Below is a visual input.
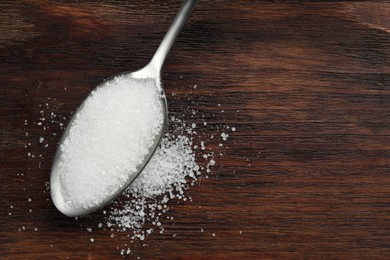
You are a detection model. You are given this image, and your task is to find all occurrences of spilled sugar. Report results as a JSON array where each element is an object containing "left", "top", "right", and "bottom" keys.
[
  {"left": 107, "top": 117, "right": 205, "bottom": 236},
  {"left": 56, "top": 75, "right": 164, "bottom": 209}
]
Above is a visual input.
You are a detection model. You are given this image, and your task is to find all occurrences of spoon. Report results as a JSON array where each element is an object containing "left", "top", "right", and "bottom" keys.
[{"left": 51, "top": 0, "right": 199, "bottom": 217}]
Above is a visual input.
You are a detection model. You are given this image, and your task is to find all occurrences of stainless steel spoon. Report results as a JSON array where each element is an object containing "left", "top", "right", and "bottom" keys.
[{"left": 50, "top": 0, "right": 198, "bottom": 217}]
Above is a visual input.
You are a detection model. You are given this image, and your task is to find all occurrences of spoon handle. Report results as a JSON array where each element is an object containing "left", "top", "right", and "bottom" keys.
[{"left": 149, "top": 0, "right": 198, "bottom": 75}]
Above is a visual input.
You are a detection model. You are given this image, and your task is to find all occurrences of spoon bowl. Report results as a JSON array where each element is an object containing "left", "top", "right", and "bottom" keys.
[{"left": 50, "top": 0, "right": 198, "bottom": 217}]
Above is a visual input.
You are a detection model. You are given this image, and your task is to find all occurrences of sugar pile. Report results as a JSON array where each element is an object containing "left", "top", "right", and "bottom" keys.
[
  {"left": 56, "top": 75, "right": 164, "bottom": 209},
  {"left": 107, "top": 116, "right": 205, "bottom": 238}
]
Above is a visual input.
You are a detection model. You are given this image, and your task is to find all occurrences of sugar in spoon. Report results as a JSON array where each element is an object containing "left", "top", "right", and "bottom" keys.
[{"left": 51, "top": 0, "right": 198, "bottom": 217}]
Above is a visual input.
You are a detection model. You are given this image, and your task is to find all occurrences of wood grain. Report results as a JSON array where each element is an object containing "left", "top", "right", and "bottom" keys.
[{"left": 1, "top": 0, "right": 389, "bottom": 259}]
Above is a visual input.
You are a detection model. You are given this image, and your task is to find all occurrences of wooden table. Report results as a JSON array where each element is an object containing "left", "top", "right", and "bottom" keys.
[{"left": 1, "top": 0, "right": 389, "bottom": 258}]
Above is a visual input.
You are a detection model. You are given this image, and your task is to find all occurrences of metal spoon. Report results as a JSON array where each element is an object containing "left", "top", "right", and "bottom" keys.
[{"left": 51, "top": 0, "right": 198, "bottom": 217}]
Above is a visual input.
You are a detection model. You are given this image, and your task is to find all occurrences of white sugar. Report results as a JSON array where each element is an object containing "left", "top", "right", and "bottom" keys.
[
  {"left": 208, "top": 159, "right": 215, "bottom": 166},
  {"left": 26, "top": 80, "right": 237, "bottom": 256},
  {"left": 57, "top": 75, "right": 164, "bottom": 209},
  {"left": 107, "top": 119, "right": 201, "bottom": 231},
  {"left": 221, "top": 132, "right": 228, "bottom": 141}
]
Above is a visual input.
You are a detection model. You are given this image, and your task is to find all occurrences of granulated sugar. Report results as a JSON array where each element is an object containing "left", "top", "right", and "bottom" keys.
[
  {"left": 107, "top": 118, "right": 204, "bottom": 233},
  {"left": 24, "top": 81, "right": 236, "bottom": 256},
  {"left": 57, "top": 75, "right": 164, "bottom": 209}
]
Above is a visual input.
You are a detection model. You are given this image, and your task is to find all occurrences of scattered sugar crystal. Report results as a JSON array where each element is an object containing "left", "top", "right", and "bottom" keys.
[
  {"left": 28, "top": 198, "right": 32, "bottom": 202},
  {"left": 191, "top": 123, "right": 196, "bottom": 128},
  {"left": 208, "top": 159, "right": 215, "bottom": 166},
  {"left": 90, "top": 238, "right": 94, "bottom": 243},
  {"left": 57, "top": 75, "right": 164, "bottom": 209},
  {"left": 212, "top": 233, "right": 215, "bottom": 237},
  {"left": 221, "top": 133, "right": 228, "bottom": 141},
  {"left": 39, "top": 137, "right": 44, "bottom": 143},
  {"left": 231, "top": 127, "right": 236, "bottom": 132}
]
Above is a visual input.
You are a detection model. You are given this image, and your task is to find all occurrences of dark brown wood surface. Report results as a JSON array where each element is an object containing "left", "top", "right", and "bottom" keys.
[{"left": 1, "top": 0, "right": 390, "bottom": 259}]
